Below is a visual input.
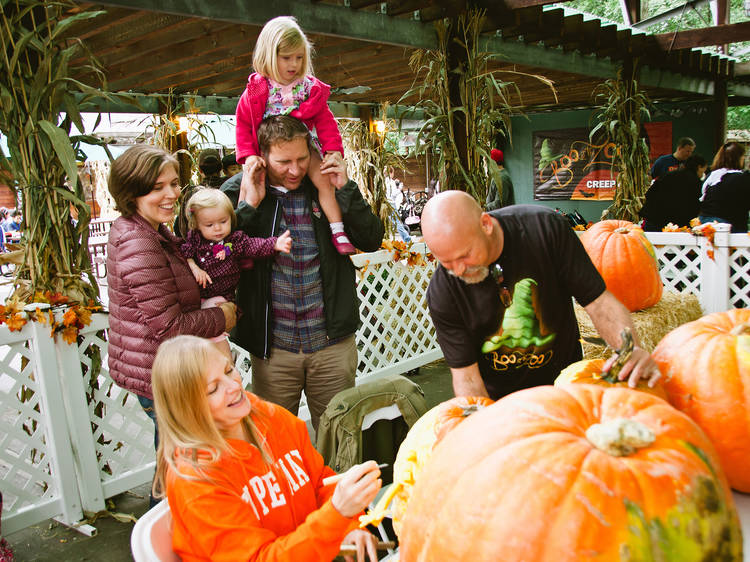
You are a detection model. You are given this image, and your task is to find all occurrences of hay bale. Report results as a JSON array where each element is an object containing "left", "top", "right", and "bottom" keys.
[{"left": 575, "top": 291, "right": 703, "bottom": 360}]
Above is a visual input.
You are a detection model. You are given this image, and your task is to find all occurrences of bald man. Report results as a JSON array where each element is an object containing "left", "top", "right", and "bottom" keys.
[{"left": 422, "top": 192, "right": 660, "bottom": 400}]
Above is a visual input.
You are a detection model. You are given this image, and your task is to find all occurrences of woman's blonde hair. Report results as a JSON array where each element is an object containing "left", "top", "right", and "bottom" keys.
[
  {"left": 252, "top": 16, "right": 314, "bottom": 83},
  {"left": 151, "top": 335, "right": 270, "bottom": 498},
  {"left": 185, "top": 187, "right": 236, "bottom": 231}
]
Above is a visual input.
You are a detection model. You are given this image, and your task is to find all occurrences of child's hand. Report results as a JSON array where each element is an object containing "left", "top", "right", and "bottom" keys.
[
  {"left": 275, "top": 230, "right": 292, "bottom": 254},
  {"left": 188, "top": 259, "right": 212, "bottom": 288}
]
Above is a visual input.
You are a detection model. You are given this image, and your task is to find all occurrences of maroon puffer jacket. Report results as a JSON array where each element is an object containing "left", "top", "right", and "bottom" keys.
[{"left": 106, "top": 214, "right": 225, "bottom": 399}]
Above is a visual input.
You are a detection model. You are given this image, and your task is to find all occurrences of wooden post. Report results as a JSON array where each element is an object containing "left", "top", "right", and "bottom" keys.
[
  {"left": 446, "top": 22, "right": 469, "bottom": 190},
  {"left": 715, "top": 78, "right": 728, "bottom": 150}
]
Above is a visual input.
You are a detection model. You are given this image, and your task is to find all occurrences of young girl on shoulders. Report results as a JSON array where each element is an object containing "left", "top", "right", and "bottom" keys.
[
  {"left": 235, "top": 15, "right": 356, "bottom": 255},
  {"left": 181, "top": 188, "right": 291, "bottom": 357}
]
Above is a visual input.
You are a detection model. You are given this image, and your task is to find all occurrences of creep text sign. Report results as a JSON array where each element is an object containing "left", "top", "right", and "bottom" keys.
[{"left": 533, "top": 128, "right": 617, "bottom": 201}]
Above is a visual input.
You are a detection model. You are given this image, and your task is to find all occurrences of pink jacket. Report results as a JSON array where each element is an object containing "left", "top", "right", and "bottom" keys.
[
  {"left": 106, "top": 214, "right": 226, "bottom": 399},
  {"left": 234, "top": 73, "right": 344, "bottom": 164}
]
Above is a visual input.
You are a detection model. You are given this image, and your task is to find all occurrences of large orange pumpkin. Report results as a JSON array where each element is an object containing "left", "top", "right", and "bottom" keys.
[
  {"left": 359, "top": 396, "right": 493, "bottom": 535},
  {"left": 653, "top": 308, "right": 750, "bottom": 492},
  {"left": 555, "top": 358, "right": 669, "bottom": 400},
  {"left": 580, "top": 220, "right": 663, "bottom": 311},
  {"left": 399, "top": 385, "right": 742, "bottom": 561}
]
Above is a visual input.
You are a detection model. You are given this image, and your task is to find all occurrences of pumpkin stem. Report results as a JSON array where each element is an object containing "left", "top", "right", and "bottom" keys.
[
  {"left": 459, "top": 404, "right": 482, "bottom": 417},
  {"left": 586, "top": 418, "right": 655, "bottom": 457},
  {"left": 599, "top": 328, "right": 633, "bottom": 383},
  {"left": 614, "top": 227, "right": 630, "bottom": 234},
  {"left": 729, "top": 323, "right": 750, "bottom": 336}
]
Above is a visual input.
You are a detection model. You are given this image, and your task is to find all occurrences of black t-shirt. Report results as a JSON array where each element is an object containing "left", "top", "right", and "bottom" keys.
[
  {"left": 639, "top": 168, "right": 701, "bottom": 229},
  {"left": 427, "top": 205, "right": 606, "bottom": 400},
  {"left": 699, "top": 171, "right": 750, "bottom": 232}
]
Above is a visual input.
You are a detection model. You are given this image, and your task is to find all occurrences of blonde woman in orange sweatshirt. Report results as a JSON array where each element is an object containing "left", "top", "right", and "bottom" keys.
[{"left": 151, "top": 335, "right": 381, "bottom": 562}]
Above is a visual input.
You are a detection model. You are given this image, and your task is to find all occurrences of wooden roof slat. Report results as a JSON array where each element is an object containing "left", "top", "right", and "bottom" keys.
[{"left": 654, "top": 21, "right": 750, "bottom": 50}]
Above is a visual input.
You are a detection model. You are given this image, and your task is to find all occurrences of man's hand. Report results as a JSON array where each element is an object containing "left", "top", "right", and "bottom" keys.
[
  {"left": 584, "top": 291, "right": 662, "bottom": 389},
  {"left": 603, "top": 345, "right": 662, "bottom": 388},
  {"left": 275, "top": 230, "right": 292, "bottom": 254},
  {"left": 320, "top": 151, "right": 348, "bottom": 190},
  {"left": 239, "top": 155, "right": 266, "bottom": 208}
]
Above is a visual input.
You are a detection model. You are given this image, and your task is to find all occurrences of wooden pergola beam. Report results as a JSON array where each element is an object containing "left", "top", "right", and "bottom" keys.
[
  {"left": 653, "top": 21, "right": 750, "bottom": 49},
  {"left": 92, "top": 0, "right": 437, "bottom": 48}
]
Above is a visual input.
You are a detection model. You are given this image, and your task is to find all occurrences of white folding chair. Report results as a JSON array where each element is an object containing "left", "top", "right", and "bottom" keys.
[{"left": 130, "top": 500, "right": 181, "bottom": 562}]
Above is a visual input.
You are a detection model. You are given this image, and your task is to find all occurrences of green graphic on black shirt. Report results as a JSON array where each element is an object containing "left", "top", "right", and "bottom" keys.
[{"left": 481, "top": 278, "right": 556, "bottom": 372}]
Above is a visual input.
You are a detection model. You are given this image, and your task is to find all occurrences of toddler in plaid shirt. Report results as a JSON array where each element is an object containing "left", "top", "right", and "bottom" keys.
[{"left": 181, "top": 187, "right": 291, "bottom": 357}]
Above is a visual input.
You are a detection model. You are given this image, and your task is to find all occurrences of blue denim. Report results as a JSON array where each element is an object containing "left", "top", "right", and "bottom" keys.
[
  {"left": 390, "top": 211, "right": 411, "bottom": 243},
  {"left": 136, "top": 394, "right": 160, "bottom": 508}
]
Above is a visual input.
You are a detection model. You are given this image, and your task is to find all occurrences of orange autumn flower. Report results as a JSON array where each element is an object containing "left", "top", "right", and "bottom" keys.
[
  {"left": 76, "top": 307, "right": 92, "bottom": 326},
  {"left": 61, "top": 325, "right": 79, "bottom": 345},
  {"left": 62, "top": 308, "right": 78, "bottom": 328},
  {"left": 6, "top": 313, "right": 27, "bottom": 332},
  {"left": 33, "top": 307, "right": 48, "bottom": 324}
]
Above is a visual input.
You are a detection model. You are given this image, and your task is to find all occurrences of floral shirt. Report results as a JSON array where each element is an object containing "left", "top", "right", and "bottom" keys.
[
  {"left": 264, "top": 76, "right": 324, "bottom": 156},
  {"left": 180, "top": 229, "right": 278, "bottom": 301}
]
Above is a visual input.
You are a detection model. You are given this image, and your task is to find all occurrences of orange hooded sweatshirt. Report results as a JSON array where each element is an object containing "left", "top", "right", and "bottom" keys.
[{"left": 167, "top": 393, "right": 357, "bottom": 561}]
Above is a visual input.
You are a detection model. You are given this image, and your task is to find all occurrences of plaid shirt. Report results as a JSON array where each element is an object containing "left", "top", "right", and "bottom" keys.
[{"left": 270, "top": 187, "right": 329, "bottom": 353}]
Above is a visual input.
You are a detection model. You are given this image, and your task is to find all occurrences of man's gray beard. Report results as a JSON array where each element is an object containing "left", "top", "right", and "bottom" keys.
[{"left": 447, "top": 265, "right": 489, "bottom": 285}]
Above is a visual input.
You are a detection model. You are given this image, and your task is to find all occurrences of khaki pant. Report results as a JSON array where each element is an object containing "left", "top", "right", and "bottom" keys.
[{"left": 251, "top": 336, "right": 357, "bottom": 431}]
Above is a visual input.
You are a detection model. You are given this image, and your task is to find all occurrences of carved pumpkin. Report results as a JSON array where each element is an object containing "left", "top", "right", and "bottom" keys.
[
  {"left": 399, "top": 385, "right": 742, "bottom": 562},
  {"left": 555, "top": 358, "right": 668, "bottom": 400},
  {"left": 653, "top": 308, "right": 750, "bottom": 492},
  {"left": 359, "top": 396, "right": 493, "bottom": 535},
  {"left": 580, "top": 220, "right": 662, "bottom": 311}
]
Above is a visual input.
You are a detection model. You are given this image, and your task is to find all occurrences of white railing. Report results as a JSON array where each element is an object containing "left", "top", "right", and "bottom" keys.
[
  {"left": 0, "top": 243, "right": 438, "bottom": 534},
  {"left": 644, "top": 223, "right": 750, "bottom": 313},
  {"left": 2, "top": 226, "right": 748, "bottom": 535}
]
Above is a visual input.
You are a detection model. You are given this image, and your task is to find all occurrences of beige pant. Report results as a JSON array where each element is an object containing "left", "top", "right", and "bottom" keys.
[{"left": 251, "top": 336, "right": 357, "bottom": 431}]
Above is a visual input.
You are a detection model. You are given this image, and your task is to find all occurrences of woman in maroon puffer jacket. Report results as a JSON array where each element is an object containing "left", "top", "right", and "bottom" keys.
[{"left": 106, "top": 146, "right": 237, "bottom": 467}]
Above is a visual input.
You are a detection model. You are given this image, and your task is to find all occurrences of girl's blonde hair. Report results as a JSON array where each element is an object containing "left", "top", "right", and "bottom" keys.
[
  {"left": 185, "top": 187, "right": 236, "bottom": 231},
  {"left": 151, "top": 335, "right": 270, "bottom": 498},
  {"left": 252, "top": 16, "right": 314, "bottom": 83}
]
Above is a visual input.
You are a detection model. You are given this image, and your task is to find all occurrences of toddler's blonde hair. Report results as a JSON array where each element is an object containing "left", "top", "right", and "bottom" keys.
[
  {"left": 252, "top": 16, "right": 313, "bottom": 83},
  {"left": 185, "top": 187, "right": 236, "bottom": 231}
]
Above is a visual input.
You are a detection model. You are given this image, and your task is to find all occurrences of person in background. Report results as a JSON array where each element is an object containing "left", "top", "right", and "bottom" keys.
[
  {"left": 235, "top": 16, "right": 356, "bottom": 255},
  {"left": 422, "top": 191, "right": 661, "bottom": 401},
  {"left": 223, "top": 115, "right": 384, "bottom": 431},
  {"left": 152, "top": 335, "right": 381, "bottom": 562},
  {"left": 197, "top": 148, "right": 227, "bottom": 189},
  {"left": 106, "top": 145, "right": 237, "bottom": 505},
  {"left": 639, "top": 154, "right": 707, "bottom": 231},
  {"left": 222, "top": 152, "right": 242, "bottom": 178},
  {"left": 699, "top": 141, "right": 750, "bottom": 232},
  {"left": 2, "top": 209, "right": 21, "bottom": 239},
  {"left": 385, "top": 166, "right": 411, "bottom": 243},
  {"left": 485, "top": 148, "right": 514, "bottom": 211},
  {"left": 650, "top": 137, "right": 696, "bottom": 180}
]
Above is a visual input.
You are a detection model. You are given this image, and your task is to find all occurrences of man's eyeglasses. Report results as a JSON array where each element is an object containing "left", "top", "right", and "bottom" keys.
[{"left": 490, "top": 263, "right": 512, "bottom": 308}]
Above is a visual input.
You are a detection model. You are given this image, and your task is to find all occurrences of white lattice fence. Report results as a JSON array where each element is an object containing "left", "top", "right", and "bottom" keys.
[
  {"left": 352, "top": 243, "right": 440, "bottom": 378},
  {"left": 0, "top": 244, "right": 440, "bottom": 534},
  {"left": 644, "top": 231, "right": 701, "bottom": 296}
]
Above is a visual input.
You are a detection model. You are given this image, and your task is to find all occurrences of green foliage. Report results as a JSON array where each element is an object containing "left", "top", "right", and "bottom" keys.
[
  {"left": 728, "top": 105, "right": 750, "bottom": 130},
  {"left": 591, "top": 66, "right": 652, "bottom": 222},
  {"left": 0, "top": 0, "right": 118, "bottom": 303},
  {"left": 401, "top": 9, "right": 553, "bottom": 205}
]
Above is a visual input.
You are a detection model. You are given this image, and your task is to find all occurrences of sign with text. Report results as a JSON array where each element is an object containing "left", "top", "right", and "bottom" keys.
[{"left": 533, "top": 128, "right": 617, "bottom": 201}]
